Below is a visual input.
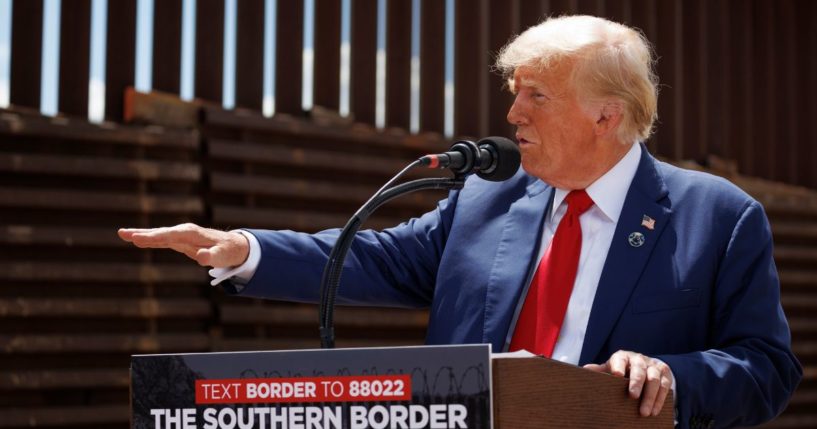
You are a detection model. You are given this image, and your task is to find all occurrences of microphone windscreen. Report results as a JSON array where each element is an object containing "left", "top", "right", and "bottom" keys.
[{"left": 476, "top": 137, "right": 521, "bottom": 182}]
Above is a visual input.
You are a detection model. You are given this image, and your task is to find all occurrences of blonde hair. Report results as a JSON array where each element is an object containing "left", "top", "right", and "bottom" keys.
[{"left": 496, "top": 15, "right": 658, "bottom": 143}]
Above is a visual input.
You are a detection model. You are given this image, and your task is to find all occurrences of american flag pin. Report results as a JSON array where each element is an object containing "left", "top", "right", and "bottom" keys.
[{"left": 641, "top": 215, "right": 656, "bottom": 230}]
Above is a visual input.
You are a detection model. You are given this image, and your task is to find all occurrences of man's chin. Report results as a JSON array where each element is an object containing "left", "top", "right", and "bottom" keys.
[{"left": 519, "top": 158, "right": 543, "bottom": 178}]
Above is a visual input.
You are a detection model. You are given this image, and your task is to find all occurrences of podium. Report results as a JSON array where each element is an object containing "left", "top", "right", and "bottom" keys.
[
  {"left": 493, "top": 357, "right": 672, "bottom": 428},
  {"left": 131, "top": 345, "right": 673, "bottom": 429}
]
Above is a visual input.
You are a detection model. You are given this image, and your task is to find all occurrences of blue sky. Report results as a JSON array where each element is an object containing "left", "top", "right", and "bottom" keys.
[
  {"left": 0, "top": 0, "right": 10, "bottom": 107},
  {"left": 40, "top": 0, "right": 61, "bottom": 116},
  {"left": 0, "top": 0, "right": 455, "bottom": 135}
]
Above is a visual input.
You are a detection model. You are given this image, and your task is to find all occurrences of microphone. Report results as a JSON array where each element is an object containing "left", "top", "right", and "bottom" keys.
[
  {"left": 319, "top": 136, "right": 518, "bottom": 348},
  {"left": 419, "top": 136, "right": 521, "bottom": 181}
]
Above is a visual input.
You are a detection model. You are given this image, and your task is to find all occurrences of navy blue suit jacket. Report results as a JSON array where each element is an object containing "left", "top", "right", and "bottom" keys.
[{"left": 232, "top": 146, "right": 801, "bottom": 428}]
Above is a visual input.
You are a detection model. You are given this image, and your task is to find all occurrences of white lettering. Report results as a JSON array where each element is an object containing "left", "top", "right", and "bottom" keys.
[
  {"left": 368, "top": 405, "right": 389, "bottom": 429},
  {"left": 449, "top": 404, "right": 467, "bottom": 428},
  {"left": 202, "top": 383, "right": 241, "bottom": 400},
  {"left": 255, "top": 408, "right": 270, "bottom": 429},
  {"left": 390, "top": 405, "right": 409, "bottom": 429},
  {"left": 430, "top": 404, "right": 447, "bottom": 429},
  {"left": 350, "top": 406, "right": 368, "bottom": 429},
  {"left": 237, "top": 408, "right": 255, "bottom": 429},
  {"left": 247, "top": 382, "right": 317, "bottom": 399},
  {"left": 148, "top": 409, "right": 196, "bottom": 429},
  {"left": 166, "top": 408, "right": 181, "bottom": 427},
  {"left": 325, "top": 406, "right": 342, "bottom": 429},
  {"left": 330, "top": 381, "right": 344, "bottom": 396},
  {"left": 202, "top": 408, "right": 217, "bottom": 429},
  {"left": 270, "top": 407, "right": 287, "bottom": 429},
  {"left": 151, "top": 409, "right": 164, "bottom": 428},
  {"left": 410, "top": 405, "right": 430, "bottom": 428},
  {"left": 305, "top": 407, "right": 321, "bottom": 429},
  {"left": 218, "top": 408, "right": 237, "bottom": 429},
  {"left": 183, "top": 409, "right": 196, "bottom": 429},
  {"left": 289, "top": 406, "right": 305, "bottom": 429},
  {"left": 247, "top": 383, "right": 258, "bottom": 399}
]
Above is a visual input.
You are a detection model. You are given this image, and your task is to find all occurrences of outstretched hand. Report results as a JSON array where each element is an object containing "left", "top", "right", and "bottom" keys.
[
  {"left": 118, "top": 223, "right": 250, "bottom": 268},
  {"left": 584, "top": 350, "right": 673, "bottom": 417}
]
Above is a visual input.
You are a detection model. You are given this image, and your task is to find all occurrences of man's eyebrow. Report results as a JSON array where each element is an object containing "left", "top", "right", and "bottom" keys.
[{"left": 516, "top": 78, "right": 548, "bottom": 91}]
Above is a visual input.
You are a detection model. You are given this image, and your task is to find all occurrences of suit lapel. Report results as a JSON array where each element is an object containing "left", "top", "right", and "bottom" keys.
[
  {"left": 482, "top": 179, "right": 553, "bottom": 350},
  {"left": 579, "top": 148, "right": 671, "bottom": 365}
]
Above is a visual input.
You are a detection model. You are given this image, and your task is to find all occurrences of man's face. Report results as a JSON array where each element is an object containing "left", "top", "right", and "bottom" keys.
[{"left": 506, "top": 64, "right": 610, "bottom": 189}]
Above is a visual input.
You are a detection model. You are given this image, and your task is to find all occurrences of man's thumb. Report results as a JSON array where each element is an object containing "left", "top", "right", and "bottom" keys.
[{"left": 583, "top": 363, "right": 609, "bottom": 373}]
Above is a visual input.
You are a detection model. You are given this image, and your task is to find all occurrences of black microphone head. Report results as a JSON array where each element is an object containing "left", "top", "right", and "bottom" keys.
[{"left": 476, "top": 137, "right": 521, "bottom": 182}]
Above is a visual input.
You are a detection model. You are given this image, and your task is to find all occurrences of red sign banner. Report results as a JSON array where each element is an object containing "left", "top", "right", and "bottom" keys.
[{"left": 195, "top": 374, "right": 412, "bottom": 404}]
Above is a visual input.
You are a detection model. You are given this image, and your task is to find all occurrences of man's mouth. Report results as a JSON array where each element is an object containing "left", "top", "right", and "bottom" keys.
[{"left": 516, "top": 134, "right": 533, "bottom": 145}]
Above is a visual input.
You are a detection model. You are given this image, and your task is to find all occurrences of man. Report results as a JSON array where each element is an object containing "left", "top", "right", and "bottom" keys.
[{"left": 120, "top": 16, "right": 801, "bottom": 428}]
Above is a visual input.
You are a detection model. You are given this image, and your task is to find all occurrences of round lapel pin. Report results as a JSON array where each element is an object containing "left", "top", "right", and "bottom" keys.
[{"left": 628, "top": 232, "right": 645, "bottom": 247}]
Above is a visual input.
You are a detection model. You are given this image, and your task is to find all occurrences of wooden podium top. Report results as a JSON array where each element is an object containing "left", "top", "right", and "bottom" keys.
[{"left": 492, "top": 357, "right": 673, "bottom": 429}]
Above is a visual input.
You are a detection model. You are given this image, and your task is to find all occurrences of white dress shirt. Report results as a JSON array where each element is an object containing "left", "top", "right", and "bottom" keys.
[{"left": 541, "top": 142, "right": 642, "bottom": 365}]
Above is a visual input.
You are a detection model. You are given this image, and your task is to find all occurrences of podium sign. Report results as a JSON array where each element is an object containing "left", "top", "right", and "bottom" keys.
[{"left": 131, "top": 344, "right": 492, "bottom": 429}]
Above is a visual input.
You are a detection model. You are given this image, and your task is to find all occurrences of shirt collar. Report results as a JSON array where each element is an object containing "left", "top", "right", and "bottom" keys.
[{"left": 550, "top": 142, "right": 642, "bottom": 224}]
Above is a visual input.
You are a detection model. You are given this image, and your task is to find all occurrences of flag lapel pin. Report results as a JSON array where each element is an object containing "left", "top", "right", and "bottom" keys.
[{"left": 641, "top": 215, "right": 655, "bottom": 230}]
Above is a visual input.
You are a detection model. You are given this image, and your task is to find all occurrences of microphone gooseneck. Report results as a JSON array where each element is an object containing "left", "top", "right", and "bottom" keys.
[{"left": 318, "top": 136, "right": 521, "bottom": 348}]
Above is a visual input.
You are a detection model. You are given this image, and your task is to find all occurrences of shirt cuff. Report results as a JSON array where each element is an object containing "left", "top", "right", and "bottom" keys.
[{"left": 208, "top": 230, "right": 261, "bottom": 286}]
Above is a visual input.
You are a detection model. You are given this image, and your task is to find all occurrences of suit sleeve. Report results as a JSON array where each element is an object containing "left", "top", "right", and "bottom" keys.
[
  {"left": 223, "top": 189, "right": 461, "bottom": 309},
  {"left": 656, "top": 201, "right": 802, "bottom": 428}
]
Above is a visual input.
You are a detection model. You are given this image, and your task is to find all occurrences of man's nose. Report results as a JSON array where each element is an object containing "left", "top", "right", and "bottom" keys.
[{"left": 507, "top": 97, "right": 527, "bottom": 126}]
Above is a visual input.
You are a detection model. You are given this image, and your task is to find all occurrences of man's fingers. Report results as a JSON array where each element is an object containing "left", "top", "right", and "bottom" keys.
[
  {"left": 125, "top": 224, "right": 213, "bottom": 249},
  {"left": 121, "top": 225, "right": 207, "bottom": 260},
  {"left": 120, "top": 223, "right": 249, "bottom": 268},
  {"left": 639, "top": 365, "right": 662, "bottom": 416},
  {"left": 627, "top": 356, "right": 647, "bottom": 399},
  {"left": 196, "top": 246, "right": 230, "bottom": 267},
  {"left": 594, "top": 351, "right": 674, "bottom": 418},
  {"left": 196, "top": 240, "right": 248, "bottom": 268},
  {"left": 609, "top": 351, "right": 630, "bottom": 377},
  {"left": 125, "top": 227, "right": 177, "bottom": 248},
  {"left": 175, "top": 244, "right": 204, "bottom": 261},
  {"left": 651, "top": 365, "right": 673, "bottom": 416},
  {"left": 119, "top": 224, "right": 223, "bottom": 263},
  {"left": 117, "top": 228, "right": 153, "bottom": 242},
  {"left": 196, "top": 248, "right": 213, "bottom": 267}
]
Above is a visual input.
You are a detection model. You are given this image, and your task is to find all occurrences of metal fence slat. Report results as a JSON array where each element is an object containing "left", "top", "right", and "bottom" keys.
[
  {"left": 194, "top": 0, "right": 225, "bottom": 103},
  {"left": 152, "top": 0, "right": 183, "bottom": 94},
  {"left": 235, "top": 0, "right": 265, "bottom": 110},
  {"left": 105, "top": 0, "right": 137, "bottom": 121},
  {"left": 10, "top": 0, "right": 44, "bottom": 109},
  {"left": 350, "top": 0, "right": 378, "bottom": 125},
  {"left": 313, "top": 0, "right": 342, "bottom": 111}
]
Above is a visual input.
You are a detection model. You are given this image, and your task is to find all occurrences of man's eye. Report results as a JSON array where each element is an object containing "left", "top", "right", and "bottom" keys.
[{"left": 532, "top": 92, "right": 547, "bottom": 100}]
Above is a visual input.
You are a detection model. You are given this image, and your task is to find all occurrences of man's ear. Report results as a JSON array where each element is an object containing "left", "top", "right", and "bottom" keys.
[{"left": 595, "top": 101, "right": 624, "bottom": 137}]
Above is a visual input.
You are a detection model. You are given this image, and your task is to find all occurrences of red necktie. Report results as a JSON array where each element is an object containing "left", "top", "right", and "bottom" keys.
[{"left": 510, "top": 189, "right": 595, "bottom": 357}]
